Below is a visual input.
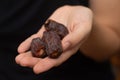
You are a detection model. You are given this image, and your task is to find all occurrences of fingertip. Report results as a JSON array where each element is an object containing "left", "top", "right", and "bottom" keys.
[
  {"left": 33, "top": 66, "right": 41, "bottom": 74},
  {"left": 15, "top": 54, "right": 24, "bottom": 64},
  {"left": 15, "top": 55, "right": 19, "bottom": 64},
  {"left": 15, "top": 53, "right": 27, "bottom": 64},
  {"left": 62, "top": 41, "right": 71, "bottom": 51},
  {"left": 33, "top": 63, "right": 46, "bottom": 74},
  {"left": 17, "top": 44, "right": 23, "bottom": 53}
]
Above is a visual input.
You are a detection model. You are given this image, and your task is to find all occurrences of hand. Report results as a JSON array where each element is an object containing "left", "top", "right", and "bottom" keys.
[{"left": 15, "top": 5, "right": 93, "bottom": 74}]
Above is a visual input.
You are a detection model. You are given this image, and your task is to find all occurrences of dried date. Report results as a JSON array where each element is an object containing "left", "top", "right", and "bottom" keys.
[
  {"left": 44, "top": 19, "right": 69, "bottom": 39},
  {"left": 30, "top": 37, "right": 46, "bottom": 58},
  {"left": 42, "top": 31, "right": 63, "bottom": 58}
]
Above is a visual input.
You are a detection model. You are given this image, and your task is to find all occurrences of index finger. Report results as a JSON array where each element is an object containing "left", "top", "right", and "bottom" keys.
[{"left": 17, "top": 26, "right": 46, "bottom": 53}]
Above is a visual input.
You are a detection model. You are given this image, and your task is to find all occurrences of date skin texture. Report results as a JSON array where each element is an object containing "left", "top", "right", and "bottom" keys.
[
  {"left": 42, "top": 31, "right": 63, "bottom": 58},
  {"left": 44, "top": 19, "right": 69, "bottom": 40},
  {"left": 30, "top": 19, "right": 69, "bottom": 58},
  {"left": 30, "top": 37, "right": 46, "bottom": 58}
]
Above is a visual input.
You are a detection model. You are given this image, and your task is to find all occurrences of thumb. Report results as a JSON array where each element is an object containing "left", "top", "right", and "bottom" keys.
[{"left": 62, "top": 24, "right": 91, "bottom": 51}]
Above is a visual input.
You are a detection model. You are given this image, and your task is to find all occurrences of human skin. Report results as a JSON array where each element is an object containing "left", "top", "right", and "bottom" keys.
[
  {"left": 15, "top": 5, "right": 93, "bottom": 74},
  {"left": 15, "top": 0, "right": 120, "bottom": 74},
  {"left": 80, "top": 0, "right": 120, "bottom": 61}
]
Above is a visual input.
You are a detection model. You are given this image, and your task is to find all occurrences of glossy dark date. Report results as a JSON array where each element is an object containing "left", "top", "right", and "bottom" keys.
[
  {"left": 44, "top": 19, "right": 69, "bottom": 39},
  {"left": 30, "top": 37, "right": 46, "bottom": 58},
  {"left": 42, "top": 31, "right": 63, "bottom": 58}
]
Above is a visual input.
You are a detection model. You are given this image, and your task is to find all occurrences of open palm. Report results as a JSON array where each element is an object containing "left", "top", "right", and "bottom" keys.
[{"left": 15, "top": 5, "right": 93, "bottom": 74}]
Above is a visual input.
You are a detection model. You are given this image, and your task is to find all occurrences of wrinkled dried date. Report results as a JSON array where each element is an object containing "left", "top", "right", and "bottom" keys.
[
  {"left": 42, "top": 31, "right": 63, "bottom": 58},
  {"left": 44, "top": 19, "right": 69, "bottom": 39},
  {"left": 30, "top": 19, "right": 69, "bottom": 58},
  {"left": 30, "top": 37, "right": 46, "bottom": 58}
]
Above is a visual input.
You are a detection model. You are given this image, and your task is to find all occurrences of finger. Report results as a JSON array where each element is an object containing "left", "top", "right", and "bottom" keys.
[
  {"left": 15, "top": 52, "right": 28, "bottom": 64},
  {"left": 19, "top": 56, "right": 40, "bottom": 68},
  {"left": 15, "top": 51, "right": 41, "bottom": 68},
  {"left": 15, "top": 51, "right": 33, "bottom": 64},
  {"left": 33, "top": 46, "right": 78, "bottom": 74},
  {"left": 33, "top": 57, "right": 56, "bottom": 74},
  {"left": 17, "top": 27, "right": 45, "bottom": 53},
  {"left": 62, "top": 23, "right": 92, "bottom": 51}
]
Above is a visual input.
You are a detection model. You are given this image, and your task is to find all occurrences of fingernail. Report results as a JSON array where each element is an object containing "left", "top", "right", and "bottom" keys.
[{"left": 63, "top": 41, "right": 71, "bottom": 51}]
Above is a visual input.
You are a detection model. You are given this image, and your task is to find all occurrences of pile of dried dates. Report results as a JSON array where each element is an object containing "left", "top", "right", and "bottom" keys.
[{"left": 30, "top": 19, "right": 69, "bottom": 58}]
